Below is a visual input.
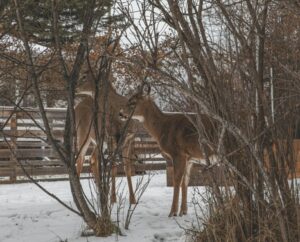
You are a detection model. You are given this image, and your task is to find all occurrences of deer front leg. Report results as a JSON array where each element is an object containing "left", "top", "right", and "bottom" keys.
[
  {"left": 76, "top": 155, "right": 85, "bottom": 176},
  {"left": 123, "top": 138, "right": 136, "bottom": 204},
  {"left": 111, "top": 163, "right": 117, "bottom": 203},
  {"left": 179, "top": 162, "right": 193, "bottom": 216},
  {"left": 169, "top": 156, "right": 185, "bottom": 217}
]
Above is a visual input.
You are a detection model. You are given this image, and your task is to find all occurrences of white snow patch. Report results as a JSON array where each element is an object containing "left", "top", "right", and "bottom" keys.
[{"left": 0, "top": 172, "right": 205, "bottom": 242}]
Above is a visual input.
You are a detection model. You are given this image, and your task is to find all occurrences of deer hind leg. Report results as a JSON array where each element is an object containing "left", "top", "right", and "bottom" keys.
[
  {"left": 109, "top": 136, "right": 117, "bottom": 204},
  {"left": 123, "top": 137, "right": 136, "bottom": 204},
  {"left": 76, "top": 137, "right": 91, "bottom": 176},
  {"left": 179, "top": 161, "right": 193, "bottom": 216},
  {"left": 169, "top": 155, "right": 186, "bottom": 217},
  {"left": 111, "top": 163, "right": 117, "bottom": 203},
  {"left": 90, "top": 148, "right": 100, "bottom": 186}
]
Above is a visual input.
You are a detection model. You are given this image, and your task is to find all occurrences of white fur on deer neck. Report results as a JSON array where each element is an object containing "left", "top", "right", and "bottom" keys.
[
  {"left": 77, "top": 91, "right": 94, "bottom": 97},
  {"left": 132, "top": 115, "right": 145, "bottom": 122}
]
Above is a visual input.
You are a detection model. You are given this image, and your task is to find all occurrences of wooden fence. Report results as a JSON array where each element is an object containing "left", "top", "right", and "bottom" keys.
[
  {"left": 0, "top": 106, "right": 165, "bottom": 184},
  {"left": 1, "top": 106, "right": 300, "bottom": 186}
]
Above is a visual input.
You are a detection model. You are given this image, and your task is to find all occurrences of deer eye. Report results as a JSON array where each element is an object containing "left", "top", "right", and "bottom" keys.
[
  {"left": 129, "top": 101, "right": 136, "bottom": 107},
  {"left": 128, "top": 99, "right": 137, "bottom": 108}
]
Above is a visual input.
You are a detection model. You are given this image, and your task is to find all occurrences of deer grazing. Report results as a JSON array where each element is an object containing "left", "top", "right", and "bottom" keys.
[
  {"left": 120, "top": 83, "right": 216, "bottom": 216},
  {"left": 75, "top": 74, "right": 137, "bottom": 204}
]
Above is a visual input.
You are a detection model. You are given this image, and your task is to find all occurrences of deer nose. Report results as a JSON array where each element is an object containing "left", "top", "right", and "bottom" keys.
[{"left": 119, "top": 109, "right": 128, "bottom": 120}]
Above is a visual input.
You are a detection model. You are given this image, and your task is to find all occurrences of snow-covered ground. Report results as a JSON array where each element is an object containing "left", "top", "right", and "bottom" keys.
[{"left": 0, "top": 172, "right": 204, "bottom": 242}]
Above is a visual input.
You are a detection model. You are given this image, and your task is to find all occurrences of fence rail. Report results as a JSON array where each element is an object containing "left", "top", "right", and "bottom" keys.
[
  {"left": 0, "top": 106, "right": 165, "bottom": 184},
  {"left": 1, "top": 106, "right": 300, "bottom": 186}
]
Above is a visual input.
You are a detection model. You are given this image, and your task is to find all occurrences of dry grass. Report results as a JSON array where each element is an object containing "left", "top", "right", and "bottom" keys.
[
  {"left": 93, "top": 216, "right": 116, "bottom": 237},
  {"left": 189, "top": 186, "right": 300, "bottom": 242}
]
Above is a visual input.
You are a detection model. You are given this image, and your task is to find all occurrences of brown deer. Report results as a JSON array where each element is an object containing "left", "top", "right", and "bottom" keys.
[
  {"left": 75, "top": 75, "right": 137, "bottom": 204},
  {"left": 120, "top": 83, "right": 216, "bottom": 216}
]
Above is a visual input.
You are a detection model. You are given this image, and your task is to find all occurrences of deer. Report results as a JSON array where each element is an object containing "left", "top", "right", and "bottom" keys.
[
  {"left": 119, "top": 82, "right": 217, "bottom": 216},
  {"left": 74, "top": 73, "right": 137, "bottom": 204}
]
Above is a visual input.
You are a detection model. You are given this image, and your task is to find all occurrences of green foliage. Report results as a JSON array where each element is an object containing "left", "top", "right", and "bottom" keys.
[{"left": 1, "top": 0, "right": 124, "bottom": 46}]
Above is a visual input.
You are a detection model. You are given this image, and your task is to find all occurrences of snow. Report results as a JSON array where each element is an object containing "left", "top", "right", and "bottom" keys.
[{"left": 0, "top": 172, "right": 204, "bottom": 242}]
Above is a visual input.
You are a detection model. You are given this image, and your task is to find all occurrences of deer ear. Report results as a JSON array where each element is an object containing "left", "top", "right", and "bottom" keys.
[{"left": 141, "top": 82, "right": 151, "bottom": 96}]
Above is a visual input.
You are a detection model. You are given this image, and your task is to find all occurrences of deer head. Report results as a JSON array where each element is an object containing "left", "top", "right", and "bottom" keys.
[
  {"left": 76, "top": 70, "right": 117, "bottom": 98},
  {"left": 119, "top": 82, "right": 151, "bottom": 122},
  {"left": 76, "top": 70, "right": 95, "bottom": 97}
]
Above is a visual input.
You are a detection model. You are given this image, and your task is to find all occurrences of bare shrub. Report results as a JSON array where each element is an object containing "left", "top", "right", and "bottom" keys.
[{"left": 120, "top": 0, "right": 300, "bottom": 241}]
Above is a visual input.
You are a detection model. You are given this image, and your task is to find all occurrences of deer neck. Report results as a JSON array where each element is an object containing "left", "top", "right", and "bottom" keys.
[
  {"left": 97, "top": 83, "right": 128, "bottom": 110},
  {"left": 109, "top": 88, "right": 128, "bottom": 109},
  {"left": 139, "top": 99, "right": 164, "bottom": 140}
]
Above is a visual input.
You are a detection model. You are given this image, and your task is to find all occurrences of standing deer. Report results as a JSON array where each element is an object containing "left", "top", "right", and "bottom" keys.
[
  {"left": 119, "top": 83, "right": 216, "bottom": 216},
  {"left": 75, "top": 75, "right": 137, "bottom": 204}
]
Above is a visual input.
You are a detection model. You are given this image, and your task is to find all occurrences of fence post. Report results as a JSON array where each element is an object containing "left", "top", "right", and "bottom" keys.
[{"left": 9, "top": 113, "right": 17, "bottom": 183}]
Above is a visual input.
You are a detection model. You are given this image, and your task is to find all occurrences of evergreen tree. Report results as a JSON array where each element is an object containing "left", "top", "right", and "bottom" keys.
[{"left": 1, "top": 0, "right": 124, "bottom": 46}]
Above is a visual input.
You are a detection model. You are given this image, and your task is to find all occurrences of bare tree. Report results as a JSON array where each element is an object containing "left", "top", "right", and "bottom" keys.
[
  {"left": 119, "top": 0, "right": 300, "bottom": 241},
  {"left": 0, "top": 0, "right": 127, "bottom": 236}
]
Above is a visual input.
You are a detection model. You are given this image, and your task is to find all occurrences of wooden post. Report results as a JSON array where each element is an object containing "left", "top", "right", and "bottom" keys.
[{"left": 9, "top": 114, "right": 17, "bottom": 183}]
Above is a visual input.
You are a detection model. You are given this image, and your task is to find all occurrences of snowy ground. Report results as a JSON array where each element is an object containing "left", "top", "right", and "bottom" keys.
[{"left": 0, "top": 172, "right": 205, "bottom": 242}]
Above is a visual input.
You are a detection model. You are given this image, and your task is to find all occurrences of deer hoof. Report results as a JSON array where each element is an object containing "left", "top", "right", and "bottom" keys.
[
  {"left": 168, "top": 211, "right": 177, "bottom": 217},
  {"left": 179, "top": 210, "right": 187, "bottom": 216}
]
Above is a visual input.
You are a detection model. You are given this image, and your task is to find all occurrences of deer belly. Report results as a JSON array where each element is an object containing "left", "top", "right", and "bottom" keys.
[{"left": 189, "top": 155, "right": 219, "bottom": 166}]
